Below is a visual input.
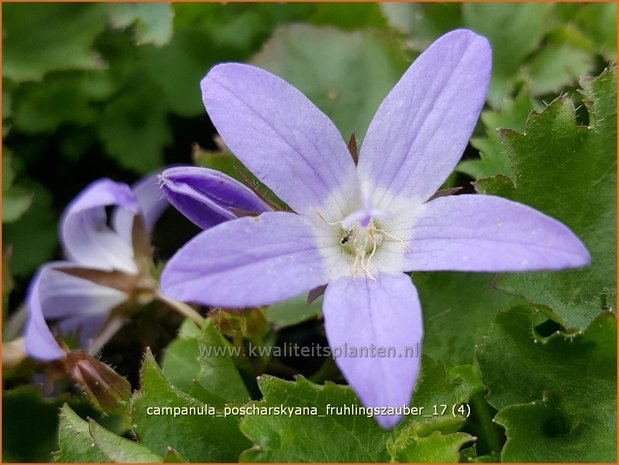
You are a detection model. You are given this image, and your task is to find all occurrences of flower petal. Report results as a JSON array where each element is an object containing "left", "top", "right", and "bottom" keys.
[
  {"left": 401, "top": 195, "right": 591, "bottom": 272},
  {"left": 25, "top": 265, "right": 67, "bottom": 361},
  {"left": 159, "top": 166, "right": 271, "bottom": 229},
  {"left": 323, "top": 273, "right": 423, "bottom": 429},
  {"left": 112, "top": 171, "right": 169, "bottom": 244},
  {"left": 37, "top": 265, "right": 129, "bottom": 320},
  {"left": 358, "top": 29, "right": 492, "bottom": 207},
  {"left": 132, "top": 171, "right": 169, "bottom": 230},
  {"left": 161, "top": 212, "right": 327, "bottom": 307},
  {"left": 24, "top": 262, "right": 128, "bottom": 361},
  {"left": 62, "top": 179, "right": 139, "bottom": 273},
  {"left": 57, "top": 313, "right": 109, "bottom": 350},
  {"left": 202, "top": 63, "right": 357, "bottom": 215}
]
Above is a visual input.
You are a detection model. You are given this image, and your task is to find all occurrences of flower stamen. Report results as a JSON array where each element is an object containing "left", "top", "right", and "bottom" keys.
[{"left": 376, "top": 228, "right": 411, "bottom": 253}]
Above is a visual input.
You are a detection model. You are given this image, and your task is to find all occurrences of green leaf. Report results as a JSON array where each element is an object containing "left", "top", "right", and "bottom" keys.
[
  {"left": 412, "top": 357, "right": 483, "bottom": 416},
  {"left": 462, "top": 3, "right": 551, "bottom": 107},
  {"left": 162, "top": 448, "right": 187, "bottom": 463},
  {"left": 527, "top": 43, "right": 594, "bottom": 96},
  {"left": 13, "top": 78, "right": 94, "bottom": 133},
  {"left": 3, "top": 3, "right": 108, "bottom": 82},
  {"left": 380, "top": 3, "right": 463, "bottom": 49},
  {"left": 477, "top": 306, "right": 616, "bottom": 462},
  {"left": 138, "top": 28, "right": 217, "bottom": 117},
  {"left": 458, "top": 87, "right": 535, "bottom": 180},
  {"left": 12, "top": 71, "right": 115, "bottom": 133},
  {"left": 387, "top": 423, "right": 472, "bottom": 462},
  {"left": 413, "top": 272, "right": 523, "bottom": 366},
  {"left": 3, "top": 86, "right": 13, "bottom": 136},
  {"left": 476, "top": 68, "right": 617, "bottom": 328},
  {"left": 240, "top": 357, "right": 479, "bottom": 462},
  {"left": 308, "top": 3, "right": 388, "bottom": 31},
  {"left": 98, "top": 84, "right": 171, "bottom": 174},
  {"left": 56, "top": 404, "right": 162, "bottom": 463},
  {"left": 108, "top": 3, "right": 174, "bottom": 46},
  {"left": 252, "top": 24, "right": 408, "bottom": 140},
  {"left": 192, "top": 319, "right": 250, "bottom": 403},
  {"left": 55, "top": 405, "right": 109, "bottom": 463},
  {"left": 160, "top": 320, "right": 202, "bottom": 393},
  {"left": 3, "top": 87, "right": 12, "bottom": 120},
  {"left": 148, "top": 3, "right": 311, "bottom": 117},
  {"left": 133, "top": 350, "right": 251, "bottom": 462},
  {"left": 88, "top": 418, "right": 162, "bottom": 462},
  {"left": 2, "top": 188, "right": 33, "bottom": 223},
  {"left": 3, "top": 181, "right": 58, "bottom": 276},
  {"left": 161, "top": 319, "right": 249, "bottom": 404},
  {"left": 3, "top": 387, "right": 95, "bottom": 462},
  {"left": 264, "top": 294, "right": 323, "bottom": 328},
  {"left": 570, "top": 3, "right": 617, "bottom": 61},
  {"left": 239, "top": 375, "right": 392, "bottom": 462},
  {"left": 2, "top": 153, "right": 33, "bottom": 224}
]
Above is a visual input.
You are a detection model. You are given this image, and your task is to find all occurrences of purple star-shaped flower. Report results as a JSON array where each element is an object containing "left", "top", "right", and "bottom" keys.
[
  {"left": 161, "top": 29, "right": 590, "bottom": 428},
  {"left": 25, "top": 174, "right": 168, "bottom": 361}
]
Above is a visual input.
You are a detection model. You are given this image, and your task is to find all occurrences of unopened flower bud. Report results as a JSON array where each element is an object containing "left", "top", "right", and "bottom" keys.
[
  {"left": 63, "top": 352, "right": 131, "bottom": 415},
  {"left": 159, "top": 166, "right": 271, "bottom": 229}
]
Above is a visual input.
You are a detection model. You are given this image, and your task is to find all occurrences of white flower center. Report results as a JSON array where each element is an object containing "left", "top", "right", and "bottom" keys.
[
  {"left": 313, "top": 208, "right": 409, "bottom": 281},
  {"left": 308, "top": 179, "right": 416, "bottom": 281},
  {"left": 339, "top": 220, "right": 384, "bottom": 279}
]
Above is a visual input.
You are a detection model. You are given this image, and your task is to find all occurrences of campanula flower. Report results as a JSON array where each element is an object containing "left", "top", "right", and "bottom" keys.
[
  {"left": 161, "top": 30, "right": 590, "bottom": 428},
  {"left": 25, "top": 174, "right": 169, "bottom": 361},
  {"left": 159, "top": 166, "right": 271, "bottom": 229}
]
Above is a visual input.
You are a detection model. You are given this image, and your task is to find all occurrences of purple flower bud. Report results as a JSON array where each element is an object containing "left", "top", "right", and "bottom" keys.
[{"left": 159, "top": 166, "right": 271, "bottom": 229}]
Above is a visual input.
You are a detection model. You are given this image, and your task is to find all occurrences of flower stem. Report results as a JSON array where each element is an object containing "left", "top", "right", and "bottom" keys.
[
  {"left": 155, "top": 292, "right": 205, "bottom": 326},
  {"left": 88, "top": 316, "right": 126, "bottom": 356}
]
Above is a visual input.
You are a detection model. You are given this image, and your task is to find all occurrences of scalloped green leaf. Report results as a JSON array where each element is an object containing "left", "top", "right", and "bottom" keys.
[
  {"left": 88, "top": 417, "right": 162, "bottom": 463},
  {"left": 239, "top": 357, "right": 479, "bottom": 462},
  {"left": 477, "top": 306, "right": 616, "bottom": 462},
  {"left": 387, "top": 423, "right": 472, "bottom": 463},
  {"left": 55, "top": 405, "right": 109, "bottom": 463},
  {"left": 476, "top": 68, "right": 617, "bottom": 328},
  {"left": 161, "top": 319, "right": 250, "bottom": 404},
  {"left": 457, "top": 87, "right": 535, "bottom": 180},
  {"left": 413, "top": 272, "right": 523, "bottom": 366},
  {"left": 56, "top": 404, "right": 162, "bottom": 463},
  {"left": 133, "top": 350, "right": 250, "bottom": 462}
]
